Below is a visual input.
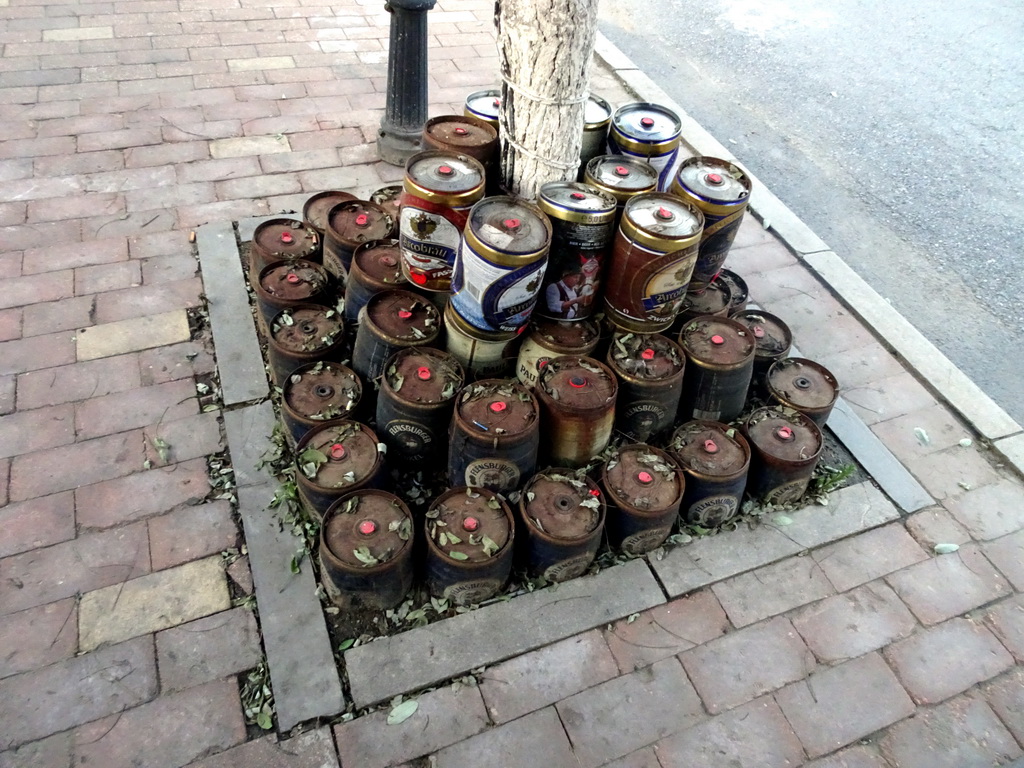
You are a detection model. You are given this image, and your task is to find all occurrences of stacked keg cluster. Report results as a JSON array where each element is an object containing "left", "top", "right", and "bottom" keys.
[{"left": 248, "top": 90, "right": 842, "bottom": 612}]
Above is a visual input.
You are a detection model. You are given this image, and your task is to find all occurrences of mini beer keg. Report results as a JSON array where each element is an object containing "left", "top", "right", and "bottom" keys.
[
  {"left": 249, "top": 218, "right": 320, "bottom": 276},
  {"left": 602, "top": 192, "right": 704, "bottom": 334},
  {"left": 671, "top": 276, "right": 733, "bottom": 335},
  {"left": 677, "top": 315, "right": 755, "bottom": 423},
  {"left": 425, "top": 486, "right": 514, "bottom": 605},
  {"left": 303, "top": 191, "right": 357, "bottom": 237},
  {"left": 519, "top": 470, "right": 605, "bottom": 582},
  {"left": 376, "top": 347, "right": 464, "bottom": 466},
  {"left": 295, "top": 420, "right": 385, "bottom": 520},
  {"left": 578, "top": 94, "right": 613, "bottom": 179},
  {"left": 319, "top": 490, "right": 413, "bottom": 609},
  {"left": 450, "top": 196, "right": 552, "bottom": 334},
  {"left": 536, "top": 181, "right": 617, "bottom": 322},
  {"left": 606, "top": 331, "right": 686, "bottom": 443},
  {"left": 600, "top": 443, "right": 685, "bottom": 554},
  {"left": 516, "top": 316, "right": 600, "bottom": 388},
  {"left": 766, "top": 357, "right": 839, "bottom": 427},
  {"left": 323, "top": 199, "right": 395, "bottom": 282},
  {"left": 607, "top": 102, "right": 683, "bottom": 191},
  {"left": 669, "top": 420, "right": 751, "bottom": 528},
  {"left": 400, "top": 150, "right": 486, "bottom": 294},
  {"left": 463, "top": 88, "right": 501, "bottom": 128},
  {"left": 732, "top": 309, "right": 793, "bottom": 400},
  {"left": 345, "top": 239, "right": 406, "bottom": 326},
  {"left": 254, "top": 260, "right": 329, "bottom": 333},
  {"left": 422, "top": 115, "right": 498, "bottom": 191},
  {"left": 351, "top": 289, "right": 441, "bottom": 386},
  {"left": 369, "top": 184, "right": 402, "bottom": 225},
  {"left": 718, "top": 269, "right": 749, "bottom": 315},
  {"left": 670, "top": 156, "right": 752, "bottom": 292},
  {"left": 742, "top": 406, "right": 823, "bottom": 505},
  {"left": 448, "top": 379, "right": 540, "bottom": 493},
  {"left": 266, "top": 304, "right": 346, "bottom": 387},
  {"left": 443, "top": 303, "right": 520, "bottom": 380},
  {"left": 281, "top": 361, "right": 362, "bottom": 447},
  {"left": 584, "top": 155, "right": 659, "bottom": 224},
  {"left": 536, "top": 356, "right": 618, "bottom": 468}
]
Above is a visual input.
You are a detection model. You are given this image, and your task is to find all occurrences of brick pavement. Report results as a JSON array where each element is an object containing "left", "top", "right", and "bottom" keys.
[{"left": 2, "top": 0, "right": 1024, "bottom": 765}]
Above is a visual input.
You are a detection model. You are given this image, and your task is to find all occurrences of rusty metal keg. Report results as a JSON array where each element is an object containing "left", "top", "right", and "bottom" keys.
[
  {"left": 266, "top": 304, "right": 346, "bottom": 387},
  {"left": 319, "top": 490, "right": 413, "bottom": 609},
  {"left": 742, "top": 406, "right": 823, "bottom": 506},
  {"left": 294, "top": 421, "right": 385, "bottom": 520},
  {"left": 323, "top": 199, "right": 395, "bottom": 282},
  {"left": 600, "top": 443, "right": 685, "bottom": 554},
  {"left": 766, "top": 357, "right": 839, "bottom": 427},
  {"left": 303, "top": 191, "right": 357, "bottom": 237},
  {"left": 369, "top": 184, "right": 402, "bottom": 226},
  {"left": 518, "top": 470, "right": 605, "bottom": 582},
  {"left": 535, "top": 356, "right": 618, "bottom": 468},
  {"left": 281, "top": 361, "right": 362, "bottom": 447},
  {"left": 448, "top": 379, "right": 540, "bottom": 493},
  {"left": 351, "top": 289, "right": 441, "bottom": 386},
  {"left": 606, "top": 331, "right": 686, "bottom": 443},
  {"left": 516, "top": 316, "right": 600, "bottom": 388},
  {"left": 677, "top": 315, "right": 755, "bottom": 423},
  {"left": 732, "top": 309, "right": 793, "bottom": 400},
  {"left": 425, "top": 486, "right": 515, "bottom": 605},
  {"left": 345, "top": 239, "right": 406, "bottom": 326},
  {"left": 376, "top": 346, "right": 464, "bottom": 466},
  {"left": 249, "top": 218, "right": 320, "bottom": 277},
  {"left": 718, "top": 269, "right": 749, "bottom": 315},
  {"left": 254, "top": 260, "right": 329, "bottom": 333},
  {"left": 423, "top": 114, "right": 498, "bottom": 189},
  {"left": 669, "top": 420, "right": 751, "bottom": 528}
]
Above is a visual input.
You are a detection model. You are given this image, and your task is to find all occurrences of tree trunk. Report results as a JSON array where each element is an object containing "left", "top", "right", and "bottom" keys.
[{"left": 495, "top": 0, "right": 599, "bottom": 200}]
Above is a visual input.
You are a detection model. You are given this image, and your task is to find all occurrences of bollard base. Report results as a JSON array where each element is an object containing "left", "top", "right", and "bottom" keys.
[{"left": 377, "top": 123, "right": 423, "bottom": 166}]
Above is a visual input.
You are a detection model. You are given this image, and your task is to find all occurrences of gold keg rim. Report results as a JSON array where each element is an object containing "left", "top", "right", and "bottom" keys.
[
  {"left": 463, "top": 199, "right": 552, "bottom": 265},
  {"left": 609, "top": 129, "right": 680, "bottom": 157}
]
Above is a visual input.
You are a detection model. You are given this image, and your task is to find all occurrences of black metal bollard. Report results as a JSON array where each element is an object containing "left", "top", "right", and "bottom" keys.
[{"left": 377, "top": 0, "right": 437, "bottom": 165}]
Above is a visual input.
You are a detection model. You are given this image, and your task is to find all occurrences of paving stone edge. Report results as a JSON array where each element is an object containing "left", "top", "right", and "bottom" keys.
[{"left": 593, "top": 32, "right": 1024, "bottom": 464}]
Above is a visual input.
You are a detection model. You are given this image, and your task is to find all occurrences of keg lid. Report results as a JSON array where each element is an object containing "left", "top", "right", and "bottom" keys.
[
  {"left": 732, "top": 310, "right": 792, "bottom": 360},
  {"left": 456, "top": 379, "right": 538, "bottom": 436},
  {"left": 679, "top": 316, "right": 755, "bottom": 366},
  {"left": 270, "top": 305, "right": 344, "bottom": 354},
  {"left": 259, "top": 260, "right": 327, "bottom": 301},
  {"left": 625, "top": 193, "right": 704, "bottom": 241},
  {"left": 327, "top": 200, "right": 394, "bottom": 248},
  {"left": 602, "top": 444, "right": 683, "bottom": 512},
  {"left": 369, "top": 184, "right": 403, "bottom": 222},
  {"left": 609, "top": 332, "right": 685, "bottom": 381},
  {"left": 467, "top": 196, "right": 551, "bottom": 254},
  {"left": 670, "top": 420, "right": 750, "bottom": 477},
  {"left": 322, "top": 490, "right": 411, "bottom": 568},
  {"left": 717, "top": 269, "right": 749, "bottom": 313},
  {"left": 611, "top": 102, "right": 682, "bottom": 143},
  {"left": 352, "top": 240, "right": 404, "bottom": 286},
  {"left": 428, "top": 486, "right": 512, "bottom": 563},
  {"left": 303, "top": 191, "right": 358, "bottom": 233},
  {"left": 585, "top": 155, "right": 659, "bottom": 195},
  {"left": 424, "top": 115, "right": 497, "bottom": 151},
  {"left": 538, "top": 356, "right": 617, "bottom": 411},
  {"left": 675, "top": 156, "right": 751, "bottom": 204},
  {"left": 365, "top": 289, "right": 440, "bottom": 343},
  {"left": 284, "top": 362, "right": 361, "bottom": 422},
  {"left": 584, "top": 94, "right": 613, "bottom": 128},
  {"left": 767, "top": 357, "right": 839, "bottom": 410},
  {"left": 406, "top": 150, "right": 485, "bottom": 194},
  {"left": 744, "top": 406, "right": 823, "bottom": 463},
  {"left": 298, "top": 421, "right": 383, "bottom": 490},
  {"left": 539, "top": 181, "right": 617, "bottom": 219},
  {"left": 383, "top": 347, "right": 464, "bottom": 404},
  {"left": 529, "top": 317, "right": 600, "bottom": 351},
  {"left": 680, "top": 279, "right": 732, "bottom": 318},
  {"left": 522, "top": 470, "right": 604, "bottom": 540},
  {"left": 464, "top": 89, "right": 501, "bottom": 122},
  {"left": 253, "top": 218, "right": 319, "bottom": 259}
]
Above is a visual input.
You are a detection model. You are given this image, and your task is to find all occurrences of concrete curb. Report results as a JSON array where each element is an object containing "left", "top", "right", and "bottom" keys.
[{"left": 592, "top": 32, "right": 1024, "bottom": 474}]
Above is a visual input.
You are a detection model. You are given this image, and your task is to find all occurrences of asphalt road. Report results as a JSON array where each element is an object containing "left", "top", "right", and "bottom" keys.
[{"left": 598, "top": 0, "right": 1024, "bottom": 425}]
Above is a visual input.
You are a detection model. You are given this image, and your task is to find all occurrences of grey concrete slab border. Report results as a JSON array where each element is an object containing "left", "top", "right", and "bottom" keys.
[
  {"left": 593, "top": 32, "right": 1022, "bottom": 444},
  {"left": 225, "top": 404, "right": 345, "bottom": 731},
  {"left": 994, "top": 433, "right": 1024, "bottom": 479},
  {"left": 651, "top": 483, "right": 899, "bottom": 597},
  {"left": 344, "top": 558, "right": 665, "bottom": 708},
  {"left": 196, "top": 222, "right": 268, "bottom": 406}
]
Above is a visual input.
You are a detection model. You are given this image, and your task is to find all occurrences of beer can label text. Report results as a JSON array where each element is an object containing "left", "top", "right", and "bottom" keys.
[
  {"left": 400, "top": 204, "right": 463, "bottom": 288},
  {"left": 451, "top": 240, "right": 547, "bottom": 333}
]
